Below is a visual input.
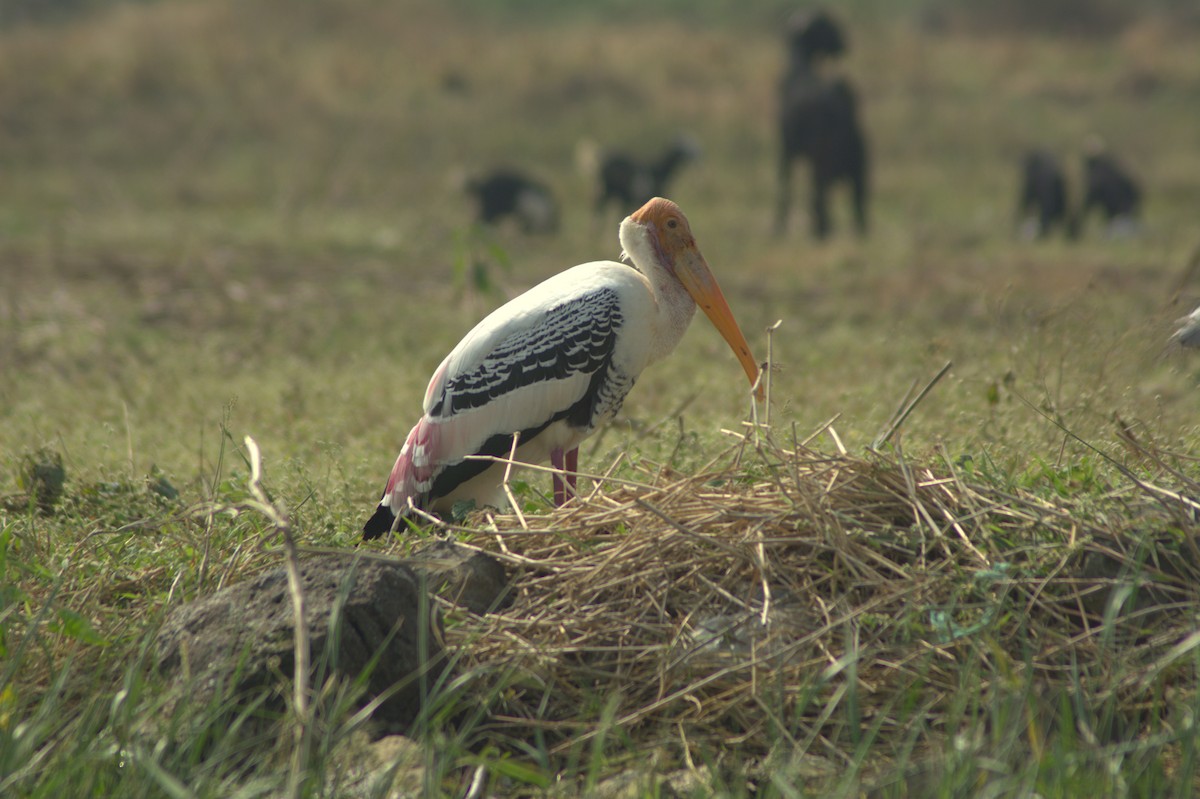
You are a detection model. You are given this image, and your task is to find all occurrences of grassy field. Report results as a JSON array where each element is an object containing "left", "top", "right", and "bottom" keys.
[{"left": 3, "top": 0, "right": 1200, "bottom": 795}]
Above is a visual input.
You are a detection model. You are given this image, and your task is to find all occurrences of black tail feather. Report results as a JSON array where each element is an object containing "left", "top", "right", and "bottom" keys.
[{"left": 362, "top": 504, "right": 397, "bottom": 540}]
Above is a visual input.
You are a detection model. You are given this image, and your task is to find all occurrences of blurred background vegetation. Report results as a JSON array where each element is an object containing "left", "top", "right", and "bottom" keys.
[
  {"left": 2, "top": 2, "right": 1200, "bottom": 794},
  {"left": 1, "top": 0, "right": 1198, "bottom": 505}
]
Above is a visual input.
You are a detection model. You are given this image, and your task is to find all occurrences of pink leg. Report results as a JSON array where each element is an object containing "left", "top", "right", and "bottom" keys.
[
  {"left": 550, "top": 447, "right": 580, "bottom": 506},
  {"left": 565, "top": 448, "right": 579, "bottom": 499},
  {"left": 551, "top": 449, "right": 567, "bottom": 506}
]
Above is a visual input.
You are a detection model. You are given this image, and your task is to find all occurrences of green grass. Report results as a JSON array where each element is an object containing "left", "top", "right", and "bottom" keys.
[{"left": 3, "top": 0, "right": 1200, "bottom": 794}]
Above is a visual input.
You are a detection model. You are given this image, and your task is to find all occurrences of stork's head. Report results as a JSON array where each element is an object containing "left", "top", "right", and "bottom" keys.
[{"left": 622, "top": 197, "right": 763, "bottom": 401}]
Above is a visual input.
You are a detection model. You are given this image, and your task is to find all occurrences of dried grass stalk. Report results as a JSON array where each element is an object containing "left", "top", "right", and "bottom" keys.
[{"left": 441, "top": 429, "right": 1200, "bottom": 762}]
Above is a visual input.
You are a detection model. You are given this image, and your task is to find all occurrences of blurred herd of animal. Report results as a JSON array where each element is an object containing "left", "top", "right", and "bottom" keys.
[
  {"left": 461, "top": 9, "right": 1143, "bottom": 245},
  {"left": 1017, "top": 138, "right": 1142, "bottom": 240}
]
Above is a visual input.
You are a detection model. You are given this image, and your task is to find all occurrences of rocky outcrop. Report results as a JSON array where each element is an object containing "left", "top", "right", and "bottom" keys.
[{"left": 156, "top": 552, "right": 446, "bottom": 733}]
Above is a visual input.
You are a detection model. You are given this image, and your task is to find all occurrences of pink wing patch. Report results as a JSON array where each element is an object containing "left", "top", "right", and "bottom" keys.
[{"left": 382, "top": 416, "right": 442, "bottom": 512}]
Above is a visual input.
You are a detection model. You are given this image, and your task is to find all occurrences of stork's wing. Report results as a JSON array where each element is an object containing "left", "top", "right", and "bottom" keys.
[{"left": 428, "top": 286, "right": 624, "bottom": 459}]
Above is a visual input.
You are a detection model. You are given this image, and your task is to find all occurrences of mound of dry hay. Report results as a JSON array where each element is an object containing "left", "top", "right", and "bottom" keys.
[{"left": 439, "top": 428, "right": 1200, "bottom": 766}]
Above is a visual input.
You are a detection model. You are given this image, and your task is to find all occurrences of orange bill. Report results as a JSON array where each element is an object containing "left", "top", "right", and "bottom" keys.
[{"left": 673, "top": 247, "right": 764, "bottom": 402}]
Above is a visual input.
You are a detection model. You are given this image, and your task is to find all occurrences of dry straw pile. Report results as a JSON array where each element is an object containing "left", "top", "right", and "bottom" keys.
[{"left": 441, "top": 422, "right": 1200, "bottom": 768}]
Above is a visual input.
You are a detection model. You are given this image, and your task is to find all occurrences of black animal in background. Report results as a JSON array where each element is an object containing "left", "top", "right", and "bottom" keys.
[
  {"left": 1016, "top": 149, "right": 1071, "bottom": 240},
  {"left": 587, "top": 135, "right": 701, "bottom": 223},
  {"left": 464, "top": 169, "right": 560, "bottom": 234},
  {"left": 774, "top": 10, "right": 868, "bottom": 239},
  {"left": 1078, "top": 143, "right": 1141, "bottom": 237}
]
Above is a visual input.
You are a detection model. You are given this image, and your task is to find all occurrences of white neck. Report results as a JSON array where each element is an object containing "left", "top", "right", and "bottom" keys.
[{"left": 619, "top": 217, "right": 699, "bottom": 365}]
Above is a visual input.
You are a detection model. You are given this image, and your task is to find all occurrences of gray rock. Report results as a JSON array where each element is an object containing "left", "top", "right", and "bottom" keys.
[
  {"left": 406, "top": 539, "right": 513, "bottom": 615},
  {"left": 156, "top": 552, "right": 444, "bottom": 734}
]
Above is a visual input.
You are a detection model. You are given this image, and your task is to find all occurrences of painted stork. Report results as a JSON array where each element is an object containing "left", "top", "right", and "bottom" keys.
[{"left": 362, "top": 197, "right": 761, "bottom": 539}]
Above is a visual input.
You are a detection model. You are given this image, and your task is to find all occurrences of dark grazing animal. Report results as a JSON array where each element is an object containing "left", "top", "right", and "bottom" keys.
[
  {"left": 774, "top": 10, "right": 868, "bottom": 239},
  {"left": 1016, "top": 149, "right": 1071, "bottom": 240},
  {"left": 1077, "top": 146, "right": 1141, "bottom": 237},
  {"left": 464, "top": 169, "right": 560, "bottom": 234},
  {"left": 588, "top": 135, "right": 701, "bottom": 222}
]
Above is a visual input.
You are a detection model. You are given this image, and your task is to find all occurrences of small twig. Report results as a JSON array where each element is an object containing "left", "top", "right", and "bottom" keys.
[
  {"left": 827, "top": 425, "right": 847, "bottom": 456},
  {"left": 634, "top": 498, "right": 743, "bottom": 558},
  {"left": 628, "top": 391, "right": 701, "bottom": 443},
  {"left": 244, "top": 436, "right": 309, "bottom": 799},
  {"left": 122, "top": 400, "right": 135, "bottom": 481},
  {"left": 501, "top": 431, "right": 529, "bottom": 530},
  {"left": 463, "top": 764, "right": 488, "bottom": 799},
  {"left": 764, "top": 319, "right": 782, "bottom": 429},
  {"left": 463, "top": 453, "right": 660, "bottom": 496},
  {"left": 873, "top": 360, "right": 953, "bottom": 449},
  {"left": 1016, "top": 391, "right": 1200, "bottom": 515},
  {"left": 584, "top": 451, "right": 627, "bottom": 504},
  {"left": 799, "top": 414, "right": 842, "bottom": 449},
  {"left": 752, "top": 519, "right": 772, "bottom": 627},
  {"left": 404, "top": 502, "right": 453, "bottom": 532}
]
